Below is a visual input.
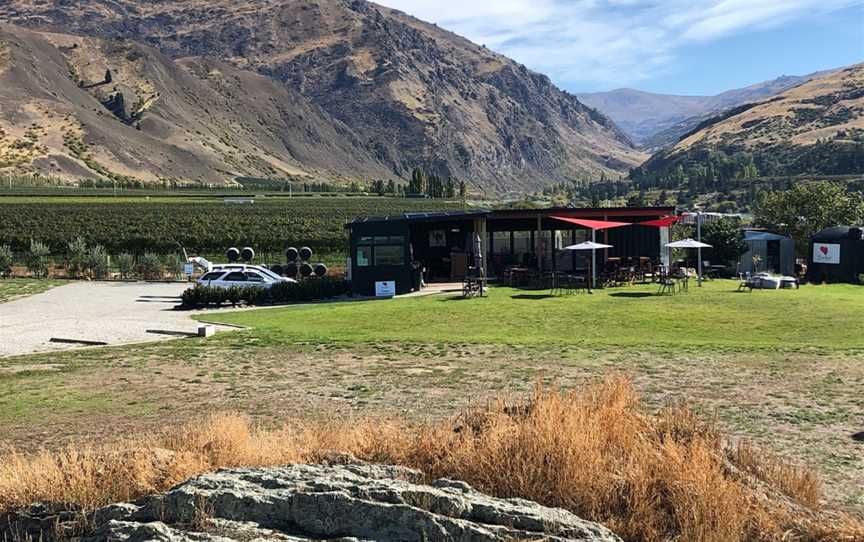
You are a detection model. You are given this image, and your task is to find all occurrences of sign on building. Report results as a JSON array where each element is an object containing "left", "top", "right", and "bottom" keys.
[
  {"left": 813, "top": 243, "right": 841, "bottom": 264},
  {"left": 375, "top": 280, "right": 396, "bottom": 297}
]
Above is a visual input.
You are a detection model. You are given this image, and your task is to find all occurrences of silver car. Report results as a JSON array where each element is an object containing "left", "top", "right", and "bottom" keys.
[{"left": 196, "top": 265, "right": 295, "bottom": 289}]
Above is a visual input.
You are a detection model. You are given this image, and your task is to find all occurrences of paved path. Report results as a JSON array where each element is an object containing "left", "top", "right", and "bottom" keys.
[{"left": 0, "top": 282, "right": 228, "bottom": 357}]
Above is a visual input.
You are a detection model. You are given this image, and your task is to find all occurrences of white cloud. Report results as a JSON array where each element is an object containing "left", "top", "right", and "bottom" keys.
[{"left": 374, "top": 0, "right": 862, "bottom": 89}]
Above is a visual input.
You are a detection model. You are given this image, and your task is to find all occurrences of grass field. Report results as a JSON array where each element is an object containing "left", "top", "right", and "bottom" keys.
[
  {"left": 1, "top": 280, "right": 862, "bottom": 513},
  {"left": 0, "top": 278, "right": 65, "bottom": 303},
  {"left": 201, "top": 281, "right": 864, "bottom": 351}
]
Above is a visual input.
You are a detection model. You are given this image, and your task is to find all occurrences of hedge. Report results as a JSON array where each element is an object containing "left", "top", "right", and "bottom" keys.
[{"left": 180, "top": 278, "right": 350, "bottom": 308}]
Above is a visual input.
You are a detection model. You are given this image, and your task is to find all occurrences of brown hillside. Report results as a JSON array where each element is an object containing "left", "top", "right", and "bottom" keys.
[
  {"left": 0, "top": 24, "right": 394, "bottom": 185},
  {"left": 632, "top": 65, "right": 864, "bottom": 181},
  {"left": 674, "top": 64, "right": 864, "bottom": 151},
  {"left": 0, "top": 0, "right": 646, "bottom": 192}
]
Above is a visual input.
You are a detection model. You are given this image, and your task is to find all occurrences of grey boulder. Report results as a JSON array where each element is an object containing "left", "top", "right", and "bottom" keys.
[{"left": 86, "top": 464, "right": 621, "bottom": 542}]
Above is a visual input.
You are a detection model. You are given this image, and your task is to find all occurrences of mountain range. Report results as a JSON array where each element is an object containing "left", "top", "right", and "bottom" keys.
[
  {"left": 577, "top": 70, "right": 838, "bottom": 150},
  {"left": 0, "top": 0, "right": 645, "bottom": 192},
  {"left": 631, "top": 64, "right": 864, "bottom": 186}
]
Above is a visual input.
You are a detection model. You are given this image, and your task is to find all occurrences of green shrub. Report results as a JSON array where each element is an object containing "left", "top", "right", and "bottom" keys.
[
  {"left": 225, "top": 285, "right": 244, "bottom": 306},
  {"left": 138, "top": 252, "right": 164, "bottom": 280},
  {"left": 0, "top": 244, "right": 13, "bottom": 277},
  {"left": 179, "top": 278, "right": 349, "bottom": 307},
  {"left": 163, "top": 253, "right": 185, "bottom": 280},
  {"left": 25, "top": 240, "right": 51, "bottom": 278},
  {"left": 67, "top": 236, "right": 89, "bottom": 278},
  {"left": 87, "top": 244, "right": 110, "bottom": 279},
  {"left": 116, "top": 252, "right": 135, "bottom": 279}
]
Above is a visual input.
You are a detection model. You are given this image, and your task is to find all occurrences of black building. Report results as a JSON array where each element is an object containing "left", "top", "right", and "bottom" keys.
[
  {"left": 808, "top": 226, "right": 864, "bottom": 284},
  {"left": 346, "top": 206, "right": 677, "bottom": 296}
]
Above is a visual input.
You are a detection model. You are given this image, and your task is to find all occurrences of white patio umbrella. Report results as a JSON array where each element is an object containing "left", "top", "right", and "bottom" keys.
[
  {"left": 564, "top": 241, "right": 614, "bottom": 291},
  {"left": 665, "top": 238, "right": 712, "bottom": 285}
]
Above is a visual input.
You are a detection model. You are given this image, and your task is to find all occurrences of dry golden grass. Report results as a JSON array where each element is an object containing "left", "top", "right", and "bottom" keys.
[{"left": 1, "top": 376, "right": 861, "bottom": 542}]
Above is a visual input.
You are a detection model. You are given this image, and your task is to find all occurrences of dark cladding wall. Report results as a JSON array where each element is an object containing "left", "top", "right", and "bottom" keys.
[{"left": 348, "top": 220, "right": 412, "bottom": 295}]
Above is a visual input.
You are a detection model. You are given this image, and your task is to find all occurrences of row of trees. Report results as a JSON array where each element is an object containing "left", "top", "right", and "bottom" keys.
[
  {"left": 753, "top": 182, "right": 864, "bottom": 254},
  {"left": 630, "top": 133, "right": 864, "bottom": 191},
  {"left": 407, "top": 168, "right": 467, "bottom": 199},
  {"left": 0, "top": 239, "right": 186, "bottom": 280}
]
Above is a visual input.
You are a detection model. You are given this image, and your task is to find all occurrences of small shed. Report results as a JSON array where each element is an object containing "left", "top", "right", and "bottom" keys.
[
  {"left": 738, "top": 230, "right": 795, "bottom": 276},
  {"left": 807, "top": 226, "right": 864, "bottom": 284}
]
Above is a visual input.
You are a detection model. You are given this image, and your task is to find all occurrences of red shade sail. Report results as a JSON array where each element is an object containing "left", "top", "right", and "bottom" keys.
[
  {"left": 638, "top": 216, "right": 680, "bottom": 228},
  {"left": 550, "top": 216, "right": 631, "bottom": 230}
]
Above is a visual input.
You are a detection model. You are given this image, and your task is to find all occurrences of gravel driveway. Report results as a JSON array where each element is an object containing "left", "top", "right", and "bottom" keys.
[{"left": 0, "top": 281, "right": 228, "bottom": 357}]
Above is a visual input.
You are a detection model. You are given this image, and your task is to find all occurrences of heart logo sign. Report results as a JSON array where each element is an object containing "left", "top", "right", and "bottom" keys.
[{"left": 820, "top": 246, "right": 829, "bottom": 256}]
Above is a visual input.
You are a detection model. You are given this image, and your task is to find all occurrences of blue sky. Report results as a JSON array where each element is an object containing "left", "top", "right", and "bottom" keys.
[{"left": 376, "top": 0, "right": 864, "bottom": 96}]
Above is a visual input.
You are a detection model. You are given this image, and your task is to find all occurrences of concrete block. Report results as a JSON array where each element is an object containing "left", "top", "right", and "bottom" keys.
[{"left": 198, "top": 325, "right": 216, "bottom": 338}]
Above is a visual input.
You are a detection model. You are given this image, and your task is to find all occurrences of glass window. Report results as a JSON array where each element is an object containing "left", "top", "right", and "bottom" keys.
[
  {"left": 492, "top": 231, "right": 510, "bottom": 255},
  {"left": 356, "top": 246, "right": 372, "bottom": 267},
  {"left": 359, "top": 236, "right": 373, "bottom": 245},
  {"left": 224, "top": 272, "right": 246, "bottom": 281},
  {"left": 513, "top": 231, "right": 532, "bottom": 266},
  {"left": 244, "top": 272, "right": 265, "bottom": 283},
  {"left": 374, "top": 245, "right": 405, "bottom": 266},
  {"left": 374, "top": 235, "right": 404, "bottom": 245},
  {"left": 201, "top": 271, "right": 224, "bottom": 281}
]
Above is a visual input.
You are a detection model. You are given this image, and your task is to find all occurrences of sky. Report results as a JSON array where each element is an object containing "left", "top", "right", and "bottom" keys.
[{"left": 374, "top": 0, "right": 864, "bottom": 96}]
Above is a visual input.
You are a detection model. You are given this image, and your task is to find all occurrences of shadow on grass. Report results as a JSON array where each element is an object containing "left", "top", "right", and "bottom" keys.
[
  {"left": 609, "top": 292, "right": 655, "bottom": 299},
  {"left": 511, "top": 294, "right": 555, "bottom": 300}
]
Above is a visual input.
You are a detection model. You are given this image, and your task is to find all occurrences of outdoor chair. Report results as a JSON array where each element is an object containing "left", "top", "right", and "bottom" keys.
[
  {"left": 462, "top": 266, "right": 486, "bottom": 298},
  {"left": 657, "top": 275, "right": 677, "bottom": 295},
  {"left": 737, "top": 272, "right": 752, "bottom": 292}
]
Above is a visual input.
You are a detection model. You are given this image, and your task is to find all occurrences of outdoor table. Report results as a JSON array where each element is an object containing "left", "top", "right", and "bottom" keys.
[
  {"left": 508, "top": 267, "right": 531, "bottom": 287},
  {"left": 780, "top": 277, "right": 799, "bottom": 289},
  {"left": 703, "top": 265, "right": 726, "bottom": 280}
]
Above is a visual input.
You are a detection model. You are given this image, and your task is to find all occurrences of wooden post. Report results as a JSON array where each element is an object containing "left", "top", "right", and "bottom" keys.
[
  {"left": 481, "top": 217, "right": 488, "bottom": 281},
  {"left": 536, "top": 214, "right": 543, "bottom": 274}
]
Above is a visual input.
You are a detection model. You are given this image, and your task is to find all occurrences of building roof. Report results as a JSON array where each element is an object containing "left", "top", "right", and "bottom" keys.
[
  {"left": 812, "top": 226, "right": 864, "bottom": 241},
  {"left": 347, "top": 205, "right": 676, "bottom": 227},
  {"left": 347, "top": 209, "right": 490, "bottom": 226},
  {"left": 743, "top": 230, "right": 792, "bottom": 242}
]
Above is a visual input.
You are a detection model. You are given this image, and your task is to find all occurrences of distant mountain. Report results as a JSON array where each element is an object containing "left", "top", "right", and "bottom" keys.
[
  {"left": 0, "top": 0, "right": 645, "bottom": 192},
  {"left": 578, "top": 70, "right": 837, "bottom": 149},
  {"left": 630, "top": 64, "right": 864, "bottom": 185}
]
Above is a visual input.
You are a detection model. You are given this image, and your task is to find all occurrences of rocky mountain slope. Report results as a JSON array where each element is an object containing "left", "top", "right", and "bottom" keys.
[
  {"left": 630, "top": 64, "right": 864, "bottom": 184},
  {"left": 3, "top": 464, "right": 622, "bottom": 541},
  {"left": 578, "top": 69, "right": 836, "bottom": 149},
  {"left": 0, "top": 24, "right": 393, "bottom": 185},
  {"left": 0, "top": 0, "right": 645, "bottom": 192}
]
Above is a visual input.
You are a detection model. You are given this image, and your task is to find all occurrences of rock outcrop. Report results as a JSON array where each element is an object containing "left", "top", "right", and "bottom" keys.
[{"left": 83, "top": 464, "right": 622, "bottom": 541}]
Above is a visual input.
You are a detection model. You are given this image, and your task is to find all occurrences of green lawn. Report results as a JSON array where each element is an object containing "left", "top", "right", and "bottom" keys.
[
  {"left": 0, "top": 278, "right": 65, "bottom": 303},
  {"left": 200, "top": 281, "right": 864, "bottom": 351}
]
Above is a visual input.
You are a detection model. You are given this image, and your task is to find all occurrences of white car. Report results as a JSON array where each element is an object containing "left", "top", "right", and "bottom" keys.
[{"left": 196, "top": 265, "right": 295, "bottom": 289}]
